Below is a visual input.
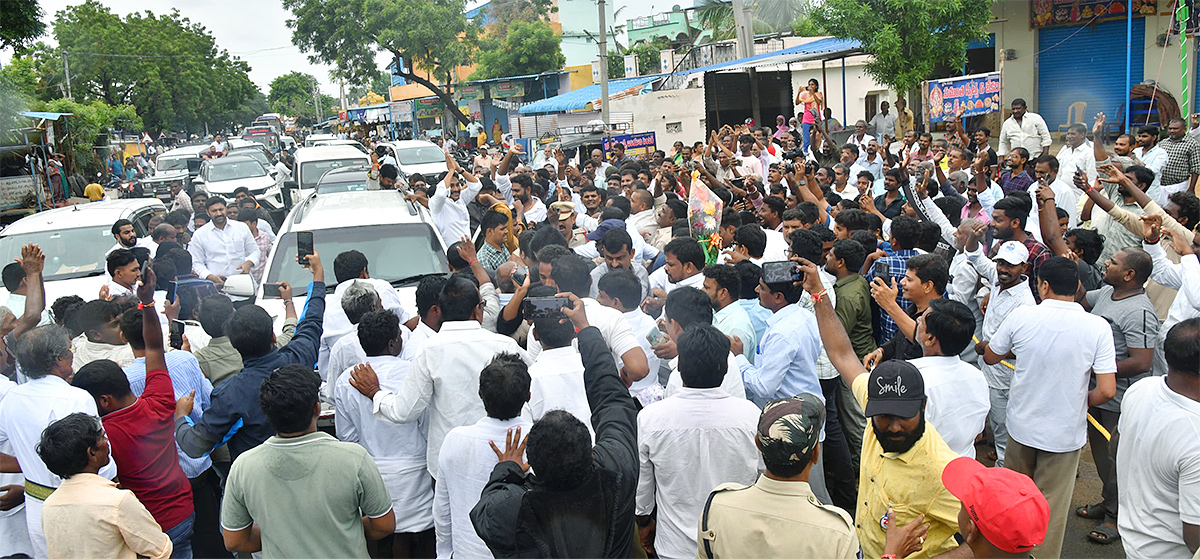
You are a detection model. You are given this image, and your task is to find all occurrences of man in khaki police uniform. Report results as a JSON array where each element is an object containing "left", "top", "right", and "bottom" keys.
[
  {"left": 550, "top": 201, "right": 589, "bottom": 248},
  {"left": 696, "top": 394, "right": 858, "bottom": 559}
]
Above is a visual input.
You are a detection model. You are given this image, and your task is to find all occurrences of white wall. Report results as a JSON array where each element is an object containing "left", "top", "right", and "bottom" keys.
[
  {"left": 789, "top": 56, "right": 896, "bottom": 127},
  {"left": 609, "top": 88, "right": 708, "bottom": 146},
  {"left": 557, "top": 0, "right": 615, "bottom": 67}
]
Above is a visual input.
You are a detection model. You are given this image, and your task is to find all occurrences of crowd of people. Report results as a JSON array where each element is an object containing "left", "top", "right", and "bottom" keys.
[{"left": 0, "top": 92, "right": 1198, "bottom": 559}]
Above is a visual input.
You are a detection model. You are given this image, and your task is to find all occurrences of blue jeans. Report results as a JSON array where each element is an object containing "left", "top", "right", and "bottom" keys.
[
  {"left": 800, "top": 122, "right": 813, "bottom": 153},
  {"left": 164, "top": 512, "right": 195, "bottom": 559}
]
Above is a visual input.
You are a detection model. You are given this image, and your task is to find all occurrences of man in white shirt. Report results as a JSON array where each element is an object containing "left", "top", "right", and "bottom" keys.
[
  {"left": 433, "top": 351, "right": 533, "bottom": 558},
  {"left": 104, "top": 248, "right": 141, "bottom": 298},
  {"left": 1056, "top": 123, "right": 1097, "bottom": 185},
  {"left": 349, "top": 275, "right": 530, "bottom": 478},
  {"left": 628, "top": 189, "right": 658, "bottom": 237},
  {"left": 186, "top": 197, "right": 258, "bottom": 291},
  {"left": 906, "top": 299, "right": 989, "bottom": 458},
  {"left": 595, "top": 270, "right": 663, "bottom": 404},
  {"left": 966, "top": 239, "right": 1036, "bottom": 467},
  {"left": 588, "top": 228, "right": 651, "bottom": 300},
  {"left": 847, "top": 120, "right": 875, "bottom": 164},
  {"left": 320, "top": 250, "right": 414, "bottom": 382},
  {"left": 1134, "top": 124, "right": 1168, "bottom": 201},
  {"left": 660, "top": 288, "right": 748, "bottom": 400},
  {"left": 636, "top": 323, "right": 762, "bottom": 559},
  {"left": 324, "top": 281, "right": 380, "bottom": 396},
  {"left": 1115, "top": 318, "right": 1200, "bottom": 559},
  {"left": 208, "top": 134, "right": 227, "bottom": 156},
  {"left": 522, "top": 308, "right": 593, "bottom": 438},
  {"left": 399, "top": 275, "right": 445, "bottom": 361},
  {"left": 334, "top": 311, "right": 434, "bottom": 549},
  {"left": 425, "top": 158, "right": 483, "bottom": 244},
  {"left": 1031, "top": 154, "right": 1080, "bottom": 230},
  {"left": 735, "top": 134, "right": 764, "bottom": 178},
  {"left": 997, "top": 99, "right": 1052, "bottom": 158},
  {"left": 0, "top": 325, "right": 118, "bottom": 559},
  {"left": 641, "top": 237, "right": 706, "bottom": 316},
  {"left": 868, "top": 101, "right": 897, "bottom": 141},
  {"left": 982, "top": 256, "right": 1117, "bottom": 559}
]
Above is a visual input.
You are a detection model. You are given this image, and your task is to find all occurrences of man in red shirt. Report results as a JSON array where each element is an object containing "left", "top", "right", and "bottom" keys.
[{"left": 73, "top": 268, "right": 197, "bottom": 558}]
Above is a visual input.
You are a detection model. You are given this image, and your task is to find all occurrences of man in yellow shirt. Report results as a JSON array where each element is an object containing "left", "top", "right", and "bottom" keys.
[
  {"left": 794, "top": 257, "right": 966, "bottom": 559},
  {"left": 84, "top": 182, "right": 105, "bottom": 202}
]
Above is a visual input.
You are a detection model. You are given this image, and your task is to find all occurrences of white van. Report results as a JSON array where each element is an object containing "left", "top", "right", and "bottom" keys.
[{"left": 285, "top": 146, "right": 371, "bottom": 204}]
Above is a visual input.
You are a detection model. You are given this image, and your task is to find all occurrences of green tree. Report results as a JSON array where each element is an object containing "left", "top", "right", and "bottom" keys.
[
  {"left": 228, "top": 88, "right": 270, "bottom": 129},
  {"left": 812, "top": 0, "right": 992, "bottom": 94},
  {"left": 0, "top": 0, "right": 45, "bottom": 53},
  {"left": 34, "top": 98, "right": 141, "bottom": 175},
  {"left": 470, "top": 21, "right": 564, "bottom": 80},
  {"left": 0, "top": 56, "right": 39, "bottom": 100},
  {"left": 284, "top": 0, "right": 480, "bottom": 126},
  {"left": 695, "top": 0, "right": 812, "bottom": 41},
  {"left": 481, "top": 0, "right": 557, "bottom": 36},
  {"left": 36, "top": 1, "right": 256, "bottom": 134},
  {"left": 268, "top": 72, "right": 336, "bottom": 127}
]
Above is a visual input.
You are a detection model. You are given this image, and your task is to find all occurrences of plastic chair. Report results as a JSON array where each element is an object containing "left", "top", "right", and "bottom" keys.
[{"left": 1058, "top": 101, "right": 1087, "bottom": 141}]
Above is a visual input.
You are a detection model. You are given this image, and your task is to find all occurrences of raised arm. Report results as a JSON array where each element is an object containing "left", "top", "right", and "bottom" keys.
[
  {"left": 1036, "top": 182, "right": 1071, "bottom": 257},
  {"left": 797, "top": 258, "right": 868, "bottom": 386},
  {"left": 11, "top": 244, "right": 45, "bottom": 340}
]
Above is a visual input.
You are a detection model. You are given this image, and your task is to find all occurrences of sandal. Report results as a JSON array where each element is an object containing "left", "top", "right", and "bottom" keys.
[
  {"left": 1088, "top": 522, "right": 1120, "bottom": 544},
  {"left": 1075, "top": 503, "right": 1105, "bottom": 519}
]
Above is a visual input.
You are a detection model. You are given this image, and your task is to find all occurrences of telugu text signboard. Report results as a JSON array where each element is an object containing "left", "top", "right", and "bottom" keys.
[
  {"left": 0, "top": 176, "right": 36, "bottom": 210},
  {"left": 602, "top": 132, "right": 656, "bottom": 158},
  {"left": 925, "top": 72, "right": 1001, "bottom": 124}
]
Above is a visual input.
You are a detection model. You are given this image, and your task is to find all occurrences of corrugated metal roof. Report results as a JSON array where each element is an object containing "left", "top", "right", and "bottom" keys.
[
  {"left": 519, "top": 75, "right": 662, "bottom": 114},
  {"left": 687, "top": 37, "right": 862, "bottom": 75},
  {"left": 20, "top": 111, "right": 75, "bottom": 120},
  {"left": 463, "top": 70, "right": 574, "bottom": 85}
]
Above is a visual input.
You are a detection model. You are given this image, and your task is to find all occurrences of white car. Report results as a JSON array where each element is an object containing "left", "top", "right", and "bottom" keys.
[
  {"left": 192, "top": 155, "right": 286, "bottom": 219},
  {"left": 0, "top": 199, "right": 166, "bottom": 307},
  {"left": 383, "top": 139, "right": 449, "bottom": 181},
  {"left": 304, "top": 133, "right": 337, "bottom": 147},
  {"left": 286, "top": 146, "right": 371, "bottom": 204},
  {"left": 225, "top": 190, "right": 449, "bottom": 332},
  {"left": 312, "top": 138, "right": 370, "bottom": 154}
]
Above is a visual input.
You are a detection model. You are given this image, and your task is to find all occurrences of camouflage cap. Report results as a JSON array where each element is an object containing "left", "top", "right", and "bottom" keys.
[{"left": 756, "top": 394, "right": 825, "bottom": 466}]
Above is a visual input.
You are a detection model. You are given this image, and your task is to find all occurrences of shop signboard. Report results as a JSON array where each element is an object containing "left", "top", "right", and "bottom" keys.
[
  {"left": 458, "top": 85, "right": 485, "bottom": 101},
  {"left": 1031, "top": 0, "right": 1156, "bottom": 28},
  {"left": 389, "top": 100, "right": 413, "bottom": 123},
  {"left": 488, "top": 81, "right": 525, "bottom": 98},
  {"left": 924, "top": 72, "right": 1001, "bottom": 124},
  {"left": 414, "top": 98, "right": 444, "bottom": 119},
  {"left": 602, "top": 131, "right": 656, "bottom": 158},
  {"left": 0, "top": 176, "right": 36, "bottom": 210}
]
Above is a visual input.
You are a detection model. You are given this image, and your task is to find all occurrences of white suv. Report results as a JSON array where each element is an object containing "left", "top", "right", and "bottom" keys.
[{"left": 226, "top": 190, "right": 449, "bottom": 330}]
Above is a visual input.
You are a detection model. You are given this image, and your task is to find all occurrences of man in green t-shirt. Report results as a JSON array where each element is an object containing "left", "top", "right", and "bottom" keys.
[{"left": 219, "top": 364, "right": 395, "bottom": 558}]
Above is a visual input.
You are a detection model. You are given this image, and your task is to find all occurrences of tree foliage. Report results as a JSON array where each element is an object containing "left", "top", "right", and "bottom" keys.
[
  {"left": 29, "top": 1, "right": 255, "bottom": 133},
  {"left": 33, "top": 98, "right": 141, "bottom": 175},
  {"left": 812, "top": 0, "right": 993, "bottom": 93},
  {"left": 0, "top": 0, "right": 45, "bottom": 53},
  {"left": 481, "top": 0, "right": 557, "bottom": 36},
  {"left": 284, "top": 0, "right": 480, "bottom": 126},
  {"left": 470, "top": 21, "right": 564, "bottom": 81},
  {"left": 695, "top": 0, "right": 813, "bottom": 41},
  {"left": 268, "top": 72, "right": 336, "bottom": 127}
]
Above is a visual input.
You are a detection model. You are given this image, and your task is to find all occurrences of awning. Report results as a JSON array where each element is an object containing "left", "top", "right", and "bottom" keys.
[
  {"left": 519, "top": 75, "right": 661, "bottom": 114},
  {"left": 691, "top": 37, "right": 863, "bottom": 74},
  {"left": 20, "top": 111, "right": 75, "bottom": 120}
]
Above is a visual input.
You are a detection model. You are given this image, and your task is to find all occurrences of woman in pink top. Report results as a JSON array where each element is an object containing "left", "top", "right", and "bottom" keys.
[{"left": 795, "top": 78, "right": 824, "bottom": 154}]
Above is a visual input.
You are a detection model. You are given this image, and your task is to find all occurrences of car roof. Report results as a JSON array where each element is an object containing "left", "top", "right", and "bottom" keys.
[
  {"left": 1, "top": 200, "right": 164, "bottom": 235},
  {"left": 387, "top": 140, "right": 439, "bottom": 150},
  {"left": 205, "top": 155, "right": 260, "bottom": 166},
  {"left": 282, "top": 191, "right": 430, "bottom": 233},
  {"left": 293, "top": 145, "right": 371, "bottom": 162},
  {"left": 159, "top": 145, "right": 210, "bottom": 157}
]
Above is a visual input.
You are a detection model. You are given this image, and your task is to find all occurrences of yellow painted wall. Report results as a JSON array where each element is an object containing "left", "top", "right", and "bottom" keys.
[{"left": 564, "top": 64, "right": 594, "bottom": 91}]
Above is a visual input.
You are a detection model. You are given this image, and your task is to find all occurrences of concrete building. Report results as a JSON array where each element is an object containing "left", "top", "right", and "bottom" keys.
[
  {"left": 555, "top": 0, "right": 617, "bottom": 67},
  {"left": 626, "top": 6, "right": 710, "bottom": 47}
]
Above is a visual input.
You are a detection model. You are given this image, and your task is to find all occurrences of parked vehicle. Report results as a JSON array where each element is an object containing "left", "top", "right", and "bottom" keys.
[
  {"left": 192, "top": 156, "right": 286, "bottom": 221},
  {"left": 311, "top": 138, "right": 370, "bottom": 154},
  {"left": 284, "top": 146, "right": 371, "bottom": 205},
  {"left": 303, "top": 133, "right": 337, "bottom": 147},
  {"left": 382, "top": 140, "right": 449, "bottom": 182}
]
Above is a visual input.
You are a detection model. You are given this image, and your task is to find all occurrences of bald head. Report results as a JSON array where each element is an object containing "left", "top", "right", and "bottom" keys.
[{"left": 631, "top": 189, "right": 654, "bottom": 213}]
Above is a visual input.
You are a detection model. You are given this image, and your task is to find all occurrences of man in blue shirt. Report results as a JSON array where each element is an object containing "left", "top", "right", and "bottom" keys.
[
  {"left": 702, "top": 264, "right": 757, "bottom": 364},
  {"left": 871, "top": 215, "right": 922, "bottom": 343},
  {"left": 174, "top": 252, "right": 326, "bottom": 461}
]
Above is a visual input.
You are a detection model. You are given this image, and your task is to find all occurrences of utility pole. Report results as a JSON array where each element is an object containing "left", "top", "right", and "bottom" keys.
[
  {"left": 731, "top": 0, "right": 754, "bottom": 59},
  {"left": 311, "top": 78, "right": 323, "bottom": 123},
  {"left": 598, "top": 0, "right": 610, "bottom": 126},
  {"left": 62, "top": 49, "right": 72, "bottom": 100}
]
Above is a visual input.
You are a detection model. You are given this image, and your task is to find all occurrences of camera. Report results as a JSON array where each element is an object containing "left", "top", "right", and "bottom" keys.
[{"left": 782, "top": 146, "right": 806, "bottom": 161}]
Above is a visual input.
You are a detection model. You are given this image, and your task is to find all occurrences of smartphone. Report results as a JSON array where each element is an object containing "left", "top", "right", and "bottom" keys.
[
  {"left": 646, "top": 327, "right": 669, "bottom": 346},
  {"left": 165, "top": 281, "right": 177, "bottom": 304},
  {"left": 762, "top": 261, "right": 803, "bottom": 284},
  {"left": 872, "top": 260, "right": 891, "bottom": 284},
  {"left": 262, "top": 282, "right": 283, "bottom": 299},
  {"left": 296, "top": 231, "right": 314, "bottom": 265},
  {"left": 169, "top": 319, "right": 185, "bottom": 350},
  {"left": 523, "top": 297, "right": 569, "bottom": 320}
]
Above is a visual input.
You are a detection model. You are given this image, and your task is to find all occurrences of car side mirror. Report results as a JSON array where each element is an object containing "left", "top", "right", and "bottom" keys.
[
  {"left": 223, "top": 274, "right": 255, "bottom": 297},
  {"left": 283, "top": 180, "right": 297, "bottom": 190}
]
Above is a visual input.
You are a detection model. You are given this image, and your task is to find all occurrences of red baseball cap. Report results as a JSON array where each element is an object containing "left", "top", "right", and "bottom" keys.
[{"left": 941, "top": 457, "right": 1049, "bottom": 554}]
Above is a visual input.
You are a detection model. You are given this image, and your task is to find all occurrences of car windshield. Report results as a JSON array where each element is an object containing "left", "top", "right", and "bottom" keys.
[
  {"left": 209, "top": 160, "right": 267, "bottom": 182},
  {"left": 230, "top": 149, "right": 271, "bottom": 168},
  {"left": 299, "top": 159, "right": 367, "bottom": 189},
  {"left": 396, "top": 146, "right": 446, "bottom": 165},
  {"left": 316, "top": 178, "right": 370, "bottom": 194},
  {"left": 245, "top": 135, "right": 279, "bottom": 152},
  {"left": 0, "top": 227, "right": 117, "bottom": 281},
  {"left": 265, "top": 224, "right": 447, "bottom": 287},
  {"left": 157, "top": 156, "right": 191, "bottom": 172}
]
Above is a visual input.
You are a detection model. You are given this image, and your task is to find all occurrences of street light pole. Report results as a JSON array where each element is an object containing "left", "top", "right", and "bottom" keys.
[{"left": 598, "top": 0, "right": 610, "bottom": 126}]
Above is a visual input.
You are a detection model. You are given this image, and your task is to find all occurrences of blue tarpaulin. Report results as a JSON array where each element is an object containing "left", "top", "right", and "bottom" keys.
[
  {"left": 20, "top": 112, "right": 75, "bottom": 120},
  {"left": 519, "top": 75, "right": 661, "bottom": 114}
]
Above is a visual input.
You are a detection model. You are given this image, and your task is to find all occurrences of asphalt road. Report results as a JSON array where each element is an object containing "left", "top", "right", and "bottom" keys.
[{"left": 975, "top": 440, "right": 1125, "bottom": 559}]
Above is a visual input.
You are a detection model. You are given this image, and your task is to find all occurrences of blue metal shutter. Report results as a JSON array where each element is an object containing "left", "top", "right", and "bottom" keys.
[{"left": 1037, "top": 18, "right": 1145, "bottom": 131}]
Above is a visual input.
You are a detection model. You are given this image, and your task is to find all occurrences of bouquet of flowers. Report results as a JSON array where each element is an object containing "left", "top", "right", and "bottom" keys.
[{"left": 688, "top": 177, "right": 724, "bottom": 265}]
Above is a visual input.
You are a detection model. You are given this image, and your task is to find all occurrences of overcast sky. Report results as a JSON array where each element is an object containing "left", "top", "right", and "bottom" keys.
[{"left": 2, "top": 0, "right": 646, "bottom": 96}]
